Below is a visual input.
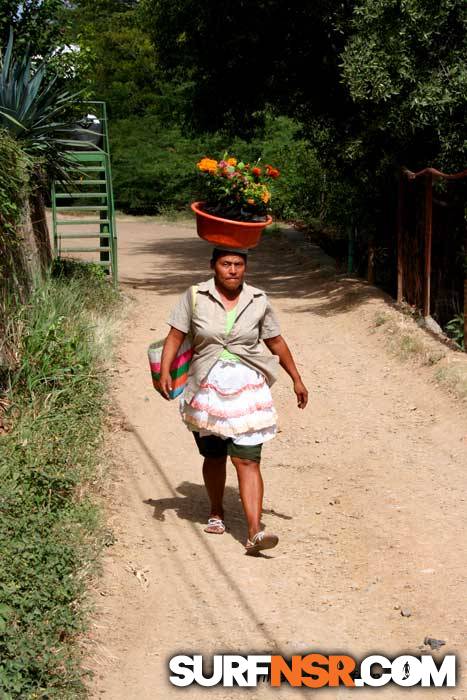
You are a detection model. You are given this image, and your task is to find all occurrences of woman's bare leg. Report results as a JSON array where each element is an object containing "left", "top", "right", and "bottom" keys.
[
  {"left": 230, "top": 457, "right": 263, "bottom": 540},
  {"left": 202, "top": 456, "right": 227, "bottom": 521}
]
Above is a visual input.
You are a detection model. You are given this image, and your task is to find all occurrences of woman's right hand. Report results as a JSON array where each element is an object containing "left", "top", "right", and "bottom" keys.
[
  {"left": 159, "top": 327, "right": 187, "bottom": 400},
  {"left": 159, "top": 372, "right": 173, "bottom": 400}
]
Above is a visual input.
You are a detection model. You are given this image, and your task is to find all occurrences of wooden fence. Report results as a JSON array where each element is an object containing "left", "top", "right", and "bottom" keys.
[{"left": 397, "top": 167, "right": 467, "bottom": 347}]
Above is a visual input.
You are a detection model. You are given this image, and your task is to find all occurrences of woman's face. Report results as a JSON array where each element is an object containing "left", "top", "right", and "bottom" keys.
[{"left": 212, "top": 255, "right": 246, "bottom": 292}]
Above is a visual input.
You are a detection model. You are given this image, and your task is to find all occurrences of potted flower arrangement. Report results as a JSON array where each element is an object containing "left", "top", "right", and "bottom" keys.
[{"left": 191, "top": 155, "right": 280, "bottom": 248}]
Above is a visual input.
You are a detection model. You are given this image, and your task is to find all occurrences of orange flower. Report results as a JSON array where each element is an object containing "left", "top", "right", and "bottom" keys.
[
  {"left": 252, "top": 166, "right": 262, "bottom": 177},
  {"left": 247, "top": 198, "right": 255, "bottom": 205},
  {"left": 227, "top": 157, "right": 237, "bottom": 166},
  {"left": 197, "top": 157, "right": 218, "bottom": 173},
  {"left": 261, "top": 189, "right": 271, "bottom": 203}
]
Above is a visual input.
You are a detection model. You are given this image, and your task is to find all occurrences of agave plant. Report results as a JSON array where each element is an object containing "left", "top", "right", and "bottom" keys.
[{"left": 0, "top": 29, "right": 98, "bottom": 183}]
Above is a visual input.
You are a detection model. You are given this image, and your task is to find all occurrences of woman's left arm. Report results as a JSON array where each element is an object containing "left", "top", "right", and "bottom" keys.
[{"left": 264, "top": 335, "right": 308, "bottom": 408}]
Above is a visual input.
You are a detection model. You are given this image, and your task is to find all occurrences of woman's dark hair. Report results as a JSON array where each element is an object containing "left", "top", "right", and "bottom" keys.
[{"left": 210, "top": 247, "right": 248, "bottom": 264}]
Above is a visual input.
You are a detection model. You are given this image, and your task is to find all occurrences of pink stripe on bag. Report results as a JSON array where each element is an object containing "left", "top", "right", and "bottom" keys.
[
  {"left": 172, "top": 348, "right": 194, "bottom": 369},
  {"left": 149, "top": 348, "right": 193, "bottom": 374}
]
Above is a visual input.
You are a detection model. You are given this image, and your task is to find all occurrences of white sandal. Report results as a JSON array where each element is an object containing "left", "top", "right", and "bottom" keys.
[
  {"left": 245, "top": 531, "right": 279, "bottom": 555},
  {"left": 204, "top": 517, "right": 225, "bottom": 535}
]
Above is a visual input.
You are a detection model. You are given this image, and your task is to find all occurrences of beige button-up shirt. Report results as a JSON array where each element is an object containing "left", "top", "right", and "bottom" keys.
[{"left": 167, "top": 277, "right": 281, "bottom": 403}]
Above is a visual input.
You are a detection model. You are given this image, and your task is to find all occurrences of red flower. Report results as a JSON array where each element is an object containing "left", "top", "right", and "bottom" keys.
[
  {"left": 251, "top": 166, "right": 262, "bottom": 177},
  {"left": 266, "top": 165, "right": 280, "bottom": 179}
]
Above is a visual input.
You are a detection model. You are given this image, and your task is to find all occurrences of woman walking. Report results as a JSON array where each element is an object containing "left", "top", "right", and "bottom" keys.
[{"left": 160, "top": 248, "right": 308, "bottom": 554}]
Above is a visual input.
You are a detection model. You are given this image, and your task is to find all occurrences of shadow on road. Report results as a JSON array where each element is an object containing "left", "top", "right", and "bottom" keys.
[
  {"left": 130, "top": 425, "right": 292, "bottom": 649},
  {"left": 144, "top": 480, "right": 292, "bottom": 546},
  {"left": 120, "top": 228, "right": 391, "bottom": 317}
]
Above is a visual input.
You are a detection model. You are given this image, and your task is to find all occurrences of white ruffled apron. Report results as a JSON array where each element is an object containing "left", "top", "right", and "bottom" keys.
[{"left": 179, "top": 359, "right": 277, "bottom": 446}]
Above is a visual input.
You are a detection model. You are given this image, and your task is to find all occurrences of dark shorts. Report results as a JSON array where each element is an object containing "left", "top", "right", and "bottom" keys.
[{"left": 192, "top": 431, "right": 262, "bottom": 462}]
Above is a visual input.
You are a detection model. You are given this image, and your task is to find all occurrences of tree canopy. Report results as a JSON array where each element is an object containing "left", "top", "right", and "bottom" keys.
[
  {"left": 0, "top": 1, "right": 67, "bottom": 55},
  {"left": 141, "top": 0, "right": 353, "bottom": 133},
  {"left": 1, "top": 0, "right": 465, "bottom": 297},
  {"left": 341, "top": 0, "right": 467, "bottom": 170}
]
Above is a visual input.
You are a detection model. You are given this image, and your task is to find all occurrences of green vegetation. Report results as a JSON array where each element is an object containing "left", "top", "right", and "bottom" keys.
[
  {"left": 110, "top": 112, "right": 321, "bottom": 217},
  {"left": 446, "top": 314, "right": 465, "bottom": 350},
  {"left": 0, "top": 131, "right": 32, "bottom": 336},
  {"left": 68, "top": 0, "right": 160, "bottom": 118},
  {"left": 0, "top": 261, "right": 120, "bottom": 699},
  {"left": 64, "top": 0, "right": 466, "bottom": 274},
  {"left": 435, "top": 364, "right": 467, "bottom": 399},
  {"left": 5, "top": 0, "right": 466, "bottom": 240},
  {"left": 0, "top": 130, "right": 30, "bottom": 233},
  {"left": 0, "top": 31, "right": 88, "bottom": 183},
  {"left": 0, "top": 19, "right": 122, "bottom": 695},
  {"left": 0, "top": 1, "right": 67, "bottom": 57},
  {"left": 341, "top": 0, "right": 467, "bottom": 171}
]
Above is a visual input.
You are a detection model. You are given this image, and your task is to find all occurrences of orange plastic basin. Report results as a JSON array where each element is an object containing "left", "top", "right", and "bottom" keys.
[{"left": 191, "top": 201, "right": 273, "bottom": 249}]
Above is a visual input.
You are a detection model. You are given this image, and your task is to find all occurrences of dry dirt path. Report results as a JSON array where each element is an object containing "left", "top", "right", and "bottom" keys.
[{"left": 88, "top": 218, "right": 467, "bottom": 699}]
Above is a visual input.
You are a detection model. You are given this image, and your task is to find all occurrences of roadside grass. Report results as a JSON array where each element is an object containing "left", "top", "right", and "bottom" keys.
[
  {"left": 374, "top": 312, "right": 389, "bottom": 327},
  {"left": 372, "top": 309, "right": 446, "bottom": 366},
  {"left": 393, "top": 332, "right": 426, "bottom": 361},
  {"left": 434, "top": 365, "right": 467, "bottom": 400},
  {"left": 0, "top": 260, "right": 122, "bottom": 699},
  {"left": 372, "top": 308, "right": 467, "bottom": 400}
]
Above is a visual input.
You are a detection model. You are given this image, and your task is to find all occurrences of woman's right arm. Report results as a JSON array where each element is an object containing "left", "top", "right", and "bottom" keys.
[{"left": 159, "top": 327, "right": 187, "bottom": 400}]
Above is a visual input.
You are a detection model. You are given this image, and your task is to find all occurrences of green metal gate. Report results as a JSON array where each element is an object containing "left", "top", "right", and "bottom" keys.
[{"left": 51, "top": 101, "right": 118, "bottom": 286}]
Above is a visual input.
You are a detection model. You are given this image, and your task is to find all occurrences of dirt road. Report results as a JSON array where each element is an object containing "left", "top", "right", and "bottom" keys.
[{"left": 88, "top": 217, "right": 467, "bottom": 699}]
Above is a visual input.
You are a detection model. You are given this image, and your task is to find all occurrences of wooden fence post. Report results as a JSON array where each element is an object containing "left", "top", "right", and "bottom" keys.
[
  {"left": 367, "top": 237, "right": 375, "bottom": 284},
  {"left": 464, "top": 276, "right": 467, "bottom": 351},
  {"left": 423, "top": 173, "right": 433, "bottom": 317},
  {"left": 464, "top": 222, "right": 467, "bottom": 351},
  {"left": 397, "top": 171, "right": 404, "bottom": 303}
]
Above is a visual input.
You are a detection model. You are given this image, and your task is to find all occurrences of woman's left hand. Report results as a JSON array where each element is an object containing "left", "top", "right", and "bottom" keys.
[
  {"left": 264, "top": 335, "right": 309, "bottom": 408},
  {"left": 293, "top": 379, "right": 308, "bottom": 408}
]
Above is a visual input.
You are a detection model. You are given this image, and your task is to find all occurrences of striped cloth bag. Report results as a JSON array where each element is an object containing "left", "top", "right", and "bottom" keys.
[{"left": 148, "top": 286, "right": 197, "bottom": 400}]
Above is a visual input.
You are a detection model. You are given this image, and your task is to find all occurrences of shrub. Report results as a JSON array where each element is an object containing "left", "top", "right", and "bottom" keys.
[
  {"left": 445, "top": 313, "right": 465, "bottom": 349},
  {"left": 109, "top": 115, "right": 219, "bottom": 213},
  {"left": 0, "top": 30, "right": 95, "bottom": 184},
  {"left": 0, "top": 265, "right": 120, "bottom": 698},
  {"left": 0, "top": 132, "right": 32, "bottom": 369},
  {"left": 0, "top": 130, "right": 31, "bottom": 233},
  {"left": 109, "top": 112, "right": 323, "bottom": 219}
]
